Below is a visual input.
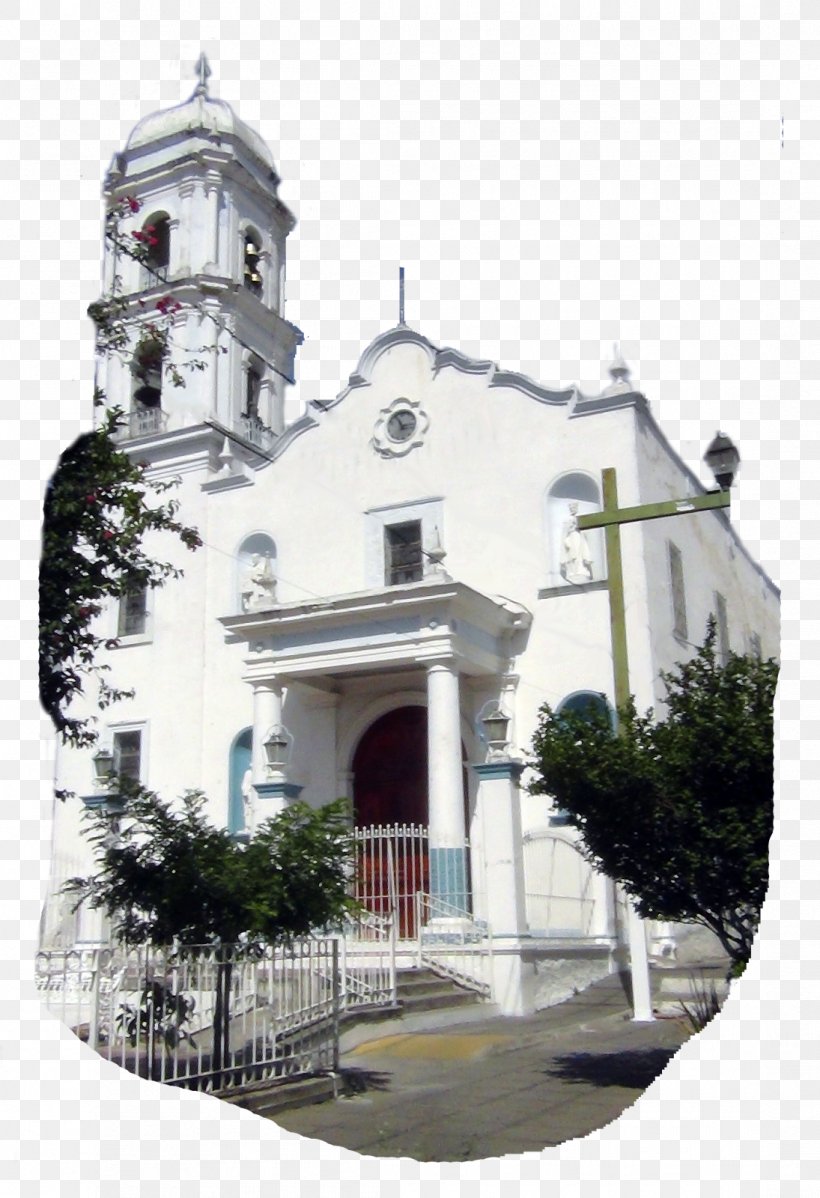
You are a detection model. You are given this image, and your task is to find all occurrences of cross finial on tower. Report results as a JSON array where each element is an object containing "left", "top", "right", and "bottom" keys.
[
  {"left": 194, "top": 52, "right": 212, "bottom": 97},
  {"left": 398, "top": 266, "right": 406, "bottom": 326}
]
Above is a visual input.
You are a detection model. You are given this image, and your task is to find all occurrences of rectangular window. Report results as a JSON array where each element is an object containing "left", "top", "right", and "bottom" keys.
[
  {"left": 117, "top": 587, "right": 148, "bottom": 637},
  {"left": 112, "top": 729, "right": 142, "bottom": 782},
  {"left": 715, "top": 592, "right": 730, "bottom": 664},
  {"left": 385, "top": 521, "right": 424, "bottom": 586},
  {"left": 668, "top": 542, "right": 687, "bottom": 640},
  {"left": 749, "top": 631, "right": 762, "bottom": 659}
]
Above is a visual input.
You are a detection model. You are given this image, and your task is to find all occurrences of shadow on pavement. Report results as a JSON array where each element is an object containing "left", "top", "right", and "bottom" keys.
[
  {"left": 338, "top": 1067, "right": 393, "bottom": 1095},
  {"left": 545, "top": 1046, "right": 680, "bottom": 1090}
]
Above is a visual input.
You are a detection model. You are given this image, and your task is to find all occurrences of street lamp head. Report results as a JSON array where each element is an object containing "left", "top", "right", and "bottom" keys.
[
  {"left": 92, "top": 746, "right": 115, "bottom": 789},
  {"left": 263, "top": 724, "right": 292, "bottom": 773},
  {"left": 704, "top": 431, "right": 740, "bottom": 491},
  {"left": 480, "top": 706, "right": 511, "bottom": 760}
]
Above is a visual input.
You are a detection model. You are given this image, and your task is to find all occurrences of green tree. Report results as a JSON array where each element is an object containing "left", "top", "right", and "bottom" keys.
[
  {"left": 39, "top": 195, "right": 204, "bottom": 752},
  {"left": 528, "top": 624, "right": 778, "bottom": 974},
  {"left": 66, "top": 787, "right": 357, "bottom": 1077},
  {"left": 39, "top": 411, "right": 201, "bottom": 749}
]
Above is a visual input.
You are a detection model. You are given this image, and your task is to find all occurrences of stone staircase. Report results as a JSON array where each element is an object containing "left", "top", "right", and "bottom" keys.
[{"left": 395, "top": 967, "right": 486, "bottom": 1016}]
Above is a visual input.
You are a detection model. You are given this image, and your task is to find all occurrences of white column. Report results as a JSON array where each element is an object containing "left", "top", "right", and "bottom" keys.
[
  {"left": 427, "top": 660, "right": 464, "bottom": 848},
  {"left": 252, "top": 681, "right": 282, "bottom": 784},
  {"left": 427, "top": 659, "right": 468, "bottom": 909}
]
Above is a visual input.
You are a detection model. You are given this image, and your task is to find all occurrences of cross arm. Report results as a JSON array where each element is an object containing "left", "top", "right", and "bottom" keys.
[{"left": 577, "top": 489, "right": 730, "bottom": 531}]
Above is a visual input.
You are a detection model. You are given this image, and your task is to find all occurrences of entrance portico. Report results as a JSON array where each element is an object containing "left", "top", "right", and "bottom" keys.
[{"left": 221, "top": 579, "right": 531, "bottom": 914}]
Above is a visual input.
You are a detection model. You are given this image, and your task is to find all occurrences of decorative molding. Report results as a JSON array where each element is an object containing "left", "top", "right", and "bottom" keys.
[
  {"left": 537, "top": 580, "right": 609, "bottom": 600},
  {"left": 488, "top": 371, "right": 575, "bottom": 407},
  {"left": 371, "top": 396, "right": 430, "bottom": 459},
  {"left": 472, "top": 759, "right": 526, "bottom": 783}
]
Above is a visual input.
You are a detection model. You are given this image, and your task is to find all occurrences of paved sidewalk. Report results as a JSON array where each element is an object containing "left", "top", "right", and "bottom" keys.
[{"left": 272, "top": 974, "right": 691, "bottom": 1161}]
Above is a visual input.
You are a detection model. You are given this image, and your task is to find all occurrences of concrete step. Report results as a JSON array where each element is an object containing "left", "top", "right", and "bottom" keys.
[
  {"left": 400, "top": 988, "right": 483, "bottom": 1014},
  {"left": 394, "top": 968, "right": 484, "bottom": 1014},
  {"left": 221, "top": 1073, "right": 338, "bottom": 1117}
]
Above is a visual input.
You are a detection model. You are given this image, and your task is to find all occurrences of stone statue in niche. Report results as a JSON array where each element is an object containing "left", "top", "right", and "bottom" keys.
[
  {"left": 560, "top": 502, "right": 593, "bottom": 585},
  {"left": 241, "top": 552, "right": 277, "bottom": 611},
  {"left": 241, "top": 766, "right": 254, "bottom": 825}
]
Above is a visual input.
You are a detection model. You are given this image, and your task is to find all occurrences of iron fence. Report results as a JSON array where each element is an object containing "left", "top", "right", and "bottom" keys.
[
  {"left": 36, "top": 929, "right": 396, "bottom": 1095},
  {"left": 354, "top": 823, "right": 435, "bottom": 939}
]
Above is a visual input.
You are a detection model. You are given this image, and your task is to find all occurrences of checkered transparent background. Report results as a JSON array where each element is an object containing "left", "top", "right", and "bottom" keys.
[{"left": 6, "top": 1, "right": 811, "bottom": 1192}]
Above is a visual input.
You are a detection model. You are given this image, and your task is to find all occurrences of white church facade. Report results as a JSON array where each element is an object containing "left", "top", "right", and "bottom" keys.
[{"left": 45, "top": 67, "right": 780, "bottom": 1016}]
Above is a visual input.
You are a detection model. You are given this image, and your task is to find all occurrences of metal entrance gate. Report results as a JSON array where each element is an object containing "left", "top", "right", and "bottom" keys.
[{"left": 353, "top": 824, "right": 429, "bottom": 939}]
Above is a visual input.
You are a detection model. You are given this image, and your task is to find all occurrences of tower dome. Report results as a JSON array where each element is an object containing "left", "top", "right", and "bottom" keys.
[
  {"left": 125, "top": 90, "right": 275, "bottom": 173},
  {"left": 117, "top": 54, "right": 277, "bottom": 177}
]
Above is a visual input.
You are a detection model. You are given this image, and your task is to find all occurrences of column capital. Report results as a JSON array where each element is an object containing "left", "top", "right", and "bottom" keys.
[
  {"left": 425, "top": 657, "right": 458, "bottom": 675},
  {"left": 252, "top": 679, "right": 282, "bottom": 695}
]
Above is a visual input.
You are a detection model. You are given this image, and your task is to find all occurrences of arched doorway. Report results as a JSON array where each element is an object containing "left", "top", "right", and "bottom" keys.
[
  {"left": 351, "top": 705, "right": 472, "bottom": 934},
  {"left": 352, "top": 706, "right": 428, "bottom": 936},
  {"left": 352, "top": 705, "right": 428, "bottom": 828}
]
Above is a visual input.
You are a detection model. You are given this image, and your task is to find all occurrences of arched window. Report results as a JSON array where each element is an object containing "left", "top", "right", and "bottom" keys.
[
  {"left": 545, "top": 472, "right": 605, "bottom": 586},
  {"left": 556, "top": 691, "right": 612, "bottom": 723},
  {"left": 139, "top": 213, "right": 170, "bottom": 286},
  {"left": 228, "top": 727, "right": 252, "bottom": 835},
  {"left": 243, "top": 231, "right": 263, "bottom": 296},
  {"left": 236, "top": 533, "right": 277, "bottom": 614},
  {"left": 550, "top": 691, "right": 614, "bottom": 825},
  {"left": 129, "top": 334, "right": 165, "bottom": 436}
]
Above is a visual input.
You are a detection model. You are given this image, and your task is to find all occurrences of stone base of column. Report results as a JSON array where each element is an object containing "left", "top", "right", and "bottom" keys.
[{"left": 252, "top": 779, "right": 303, "bottom": 830}]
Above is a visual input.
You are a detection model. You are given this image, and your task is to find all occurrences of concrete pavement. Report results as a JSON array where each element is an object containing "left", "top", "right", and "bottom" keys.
[{"left": 271, "top": 973, "right": 692, "bottom": 1161}]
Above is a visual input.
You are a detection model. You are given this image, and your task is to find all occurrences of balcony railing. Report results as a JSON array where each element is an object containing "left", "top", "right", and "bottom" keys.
[
  {"left": 235, "top": 413, "right": 275, "bottom": 452},
  {"left": 111, "top": 408, "right": 168, "bottom": 442}
]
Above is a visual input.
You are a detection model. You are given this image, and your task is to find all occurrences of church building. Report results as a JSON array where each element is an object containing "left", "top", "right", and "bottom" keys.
[{"left": 45, "top": 64, "right": 780, "bottom": 1016}]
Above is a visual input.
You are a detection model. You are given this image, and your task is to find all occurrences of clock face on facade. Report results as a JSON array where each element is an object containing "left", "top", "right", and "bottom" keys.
[
  {"left": 372, "top": 397, "right": 429, "bottom": 458},
  {"left": 386, "top": 409, "right": 417, "bottom": 442}
]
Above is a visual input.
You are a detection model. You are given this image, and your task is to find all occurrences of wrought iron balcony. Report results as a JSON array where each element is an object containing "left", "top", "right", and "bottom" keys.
[
  {"left": 111, "top": 407, "right": 168, "bottom": 442},
  {"left": 235, "top": 413, "right": 275, "bottom": 451}
]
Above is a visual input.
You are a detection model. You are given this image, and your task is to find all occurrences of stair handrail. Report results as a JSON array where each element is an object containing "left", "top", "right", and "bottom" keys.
[{"left": 414, "top": 891, "right": 493, "bottom": 998}]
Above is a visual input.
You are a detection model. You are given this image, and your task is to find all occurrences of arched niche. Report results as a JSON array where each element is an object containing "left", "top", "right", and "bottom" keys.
[
  {"left": 228, "top": 727, "right": 252, "bottom": 835},
  {"left": 545, "top": 472, "right": 605, "bottom": 586},
  {"left": 236, "top": 532, "right": 277, "bottom": 614}
]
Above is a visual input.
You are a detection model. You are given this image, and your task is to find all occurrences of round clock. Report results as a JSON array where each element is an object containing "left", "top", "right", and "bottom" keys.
[{"left": 386, "top": 409, "right": 417, "bottom": 442}]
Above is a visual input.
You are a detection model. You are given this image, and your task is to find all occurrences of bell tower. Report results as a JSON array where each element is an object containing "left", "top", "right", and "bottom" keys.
[{"left": 98, "top": 55, "right": 302, "bottom": 456}]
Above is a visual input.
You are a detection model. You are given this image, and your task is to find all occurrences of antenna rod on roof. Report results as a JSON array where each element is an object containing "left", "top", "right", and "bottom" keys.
[{"left": 399, "top": 266, "right": 405, "bottom": 326}]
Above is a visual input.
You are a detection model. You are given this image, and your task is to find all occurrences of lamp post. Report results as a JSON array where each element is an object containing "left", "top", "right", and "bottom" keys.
[{"left": 576, "top": 432, "right": 739, "bottom": 1021}]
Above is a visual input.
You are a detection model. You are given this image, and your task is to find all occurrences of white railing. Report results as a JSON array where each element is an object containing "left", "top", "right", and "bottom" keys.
[
  {"left": 354, "top": 823, "right": 431, "bottom": 939},
  {"left": 415, "top": 892, "right": 493, "bottom": 998},
  {"left": 111, "top": 408, "right": 168, "bottom": 441},
  {"left": 235, "top": 413, "right": 275, "bottom": 451},
  {"left": 339, "top": 909, "right": 398, "bottom": 1009},
  {"left": 36, "top": 930, "right": 399, "bottom": 1094}
]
